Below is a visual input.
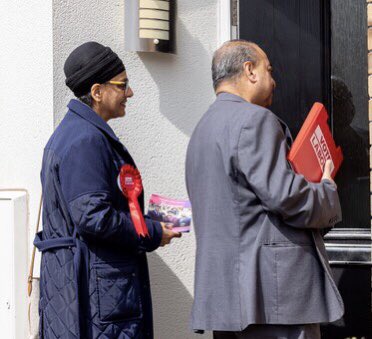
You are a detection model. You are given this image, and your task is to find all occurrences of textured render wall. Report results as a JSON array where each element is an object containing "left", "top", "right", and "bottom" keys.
[
  {"left": 53, "top": 1, "right": 217, "bottom": 338},
  {"left": 0, "top": 1, "right": 53, "bottom": 267}
]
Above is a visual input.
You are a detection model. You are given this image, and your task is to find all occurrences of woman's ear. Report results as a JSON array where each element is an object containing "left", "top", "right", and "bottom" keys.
[
  {"left": 243, "top": 61, "right": 257, "bottom": 83},
  {"left": 91, "top": 83, "right": 102, "bottom": 103}
]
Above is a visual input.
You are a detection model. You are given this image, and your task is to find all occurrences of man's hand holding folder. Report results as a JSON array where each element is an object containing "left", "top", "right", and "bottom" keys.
[{"left": 322, "top": 159, "right": 337, "bottom": 188}]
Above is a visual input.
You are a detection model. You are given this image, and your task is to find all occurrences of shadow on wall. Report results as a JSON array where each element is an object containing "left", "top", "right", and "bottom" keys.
[
  {"left": 148, "top": 253, "right": 210, "bottom": 339},
  {"left": 138, "top": 20, "right": 215, "bottom": 137}
]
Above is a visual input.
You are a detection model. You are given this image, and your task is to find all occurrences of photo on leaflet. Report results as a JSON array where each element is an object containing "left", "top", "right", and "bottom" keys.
[{"left": 148, "top": 194, "right": 192, "bottom": 233}]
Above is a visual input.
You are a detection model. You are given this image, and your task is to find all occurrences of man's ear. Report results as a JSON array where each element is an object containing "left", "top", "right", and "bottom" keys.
[
  {"left": 243, "top": 61, "right": 257, "bottom": 83},
  {"left": 91, "top": 83, "right": 102, "bottom": 102}
]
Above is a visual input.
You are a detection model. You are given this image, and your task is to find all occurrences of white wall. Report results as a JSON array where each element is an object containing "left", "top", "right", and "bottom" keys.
[
  {"left": 0, "top": 1, "right": 54, "bottom": 269},
  {"left": 53, "top": 0, "right": 217, "bottom": 338}
]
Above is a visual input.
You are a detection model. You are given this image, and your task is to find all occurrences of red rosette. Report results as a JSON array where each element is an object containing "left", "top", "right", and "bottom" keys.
[{"left": 118, "top": 164, "right": 149, "bottom": 238}]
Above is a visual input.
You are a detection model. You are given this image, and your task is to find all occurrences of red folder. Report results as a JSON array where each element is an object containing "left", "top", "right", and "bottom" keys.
[{"left": 287, "top": 103, "right": 343, "bottom": 183}]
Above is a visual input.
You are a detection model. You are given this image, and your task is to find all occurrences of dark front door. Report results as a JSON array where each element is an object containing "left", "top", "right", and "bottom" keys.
[
  {"left": 239, "top": 0, "right": 330, "bottom": 136},
  {"left": 239, "top": 1, "right": 371, "bottom": 338}
]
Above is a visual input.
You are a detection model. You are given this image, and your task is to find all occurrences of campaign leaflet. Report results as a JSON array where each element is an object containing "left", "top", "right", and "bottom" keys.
[{"left": 148, "top": 194, "right": 192, "bottom": 233}]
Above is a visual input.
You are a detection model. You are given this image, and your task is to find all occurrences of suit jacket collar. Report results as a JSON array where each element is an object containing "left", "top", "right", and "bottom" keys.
[
  {"left": 216, "top": 92, "right": 247, "bottom": 103},
  {"left": 67, "top": 99, "right": 121, "bottom": 144},
  {"left": 216, "top": 92, "right": 293, "bottom": 145}
]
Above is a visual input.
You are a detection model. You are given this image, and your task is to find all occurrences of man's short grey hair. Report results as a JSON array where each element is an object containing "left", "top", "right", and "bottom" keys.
[
  {"left": 78, "top": 92, "right": 93, "bottom": 107},
  {"left": 212, "top": 40, "right": 259, "bottom": 91}
]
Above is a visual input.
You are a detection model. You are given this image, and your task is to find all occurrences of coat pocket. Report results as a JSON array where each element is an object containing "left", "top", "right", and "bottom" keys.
[
  {"left": 94, "top": 262, "right": 143, "bottom": 323},
  {"left": 260, "top": 243, "right": 327, "bottom": 323}
]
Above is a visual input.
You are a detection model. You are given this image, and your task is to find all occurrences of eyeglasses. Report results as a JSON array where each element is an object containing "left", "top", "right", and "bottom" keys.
[{"left": 105, "top": 80, "right": 130, "bottom": 93}]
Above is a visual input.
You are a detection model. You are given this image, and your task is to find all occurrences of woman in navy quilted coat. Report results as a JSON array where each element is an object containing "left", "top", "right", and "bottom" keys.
[{"left": 34, "top": 42, "right": 181, "bottom": 339}]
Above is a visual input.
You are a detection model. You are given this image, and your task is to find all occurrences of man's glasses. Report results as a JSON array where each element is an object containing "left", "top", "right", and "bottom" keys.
[{"left": 106, "top": 80, "right": 130, "bottom": 93}]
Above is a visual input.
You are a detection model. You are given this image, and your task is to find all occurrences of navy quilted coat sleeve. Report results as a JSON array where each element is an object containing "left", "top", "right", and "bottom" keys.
[
  {"left": 35, "top": 99, "right": 162, "bottom": 339},
  {"left": 60, "top": 134, "right": 162, "bottom": 252}
]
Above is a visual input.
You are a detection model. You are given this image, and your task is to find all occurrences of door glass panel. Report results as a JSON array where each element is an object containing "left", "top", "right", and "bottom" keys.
[{"left": 331, "top": 0, "right": 370, "bottom": 228}]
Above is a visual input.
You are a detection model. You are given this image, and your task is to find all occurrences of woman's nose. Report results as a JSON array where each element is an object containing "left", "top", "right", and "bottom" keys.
[{"left": 126, "top": 86, "right": 134, "bottom": 97}]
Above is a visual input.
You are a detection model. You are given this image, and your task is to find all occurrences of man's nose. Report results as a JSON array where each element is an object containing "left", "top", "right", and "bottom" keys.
[{"left": 272, "top": 78, "right": 276, "bottom": 89}]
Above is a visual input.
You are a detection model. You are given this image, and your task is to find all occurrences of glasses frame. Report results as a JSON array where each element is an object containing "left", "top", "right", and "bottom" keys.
[{"left": 105, "top": 80, "right": 130, "bottom": 93}]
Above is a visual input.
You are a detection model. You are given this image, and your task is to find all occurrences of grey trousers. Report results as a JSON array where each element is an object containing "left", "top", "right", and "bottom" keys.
[{"left": 213, "top": 324, "right": 321, "bottom": 339}]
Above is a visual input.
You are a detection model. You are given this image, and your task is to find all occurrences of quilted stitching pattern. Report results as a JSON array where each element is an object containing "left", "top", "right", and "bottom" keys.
[
  {"left": 86, "top": 265, "right": 146, "bottom": 339},
  {"left": 41, "top": 249, "right": 79, "bottom": 338},
  {"left": 39, "top": 148, "right": 153, "bottom": 338},
  {"left": 94, "top": 322, "right": 142, "bottom": 339},
  {"left": 95, "top": 265, "right": 141, "bottom": 322}
]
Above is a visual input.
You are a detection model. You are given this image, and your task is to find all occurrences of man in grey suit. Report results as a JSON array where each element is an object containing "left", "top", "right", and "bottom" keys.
[{"left": 185, "top": 40, "right": 344, "bottom": 339}]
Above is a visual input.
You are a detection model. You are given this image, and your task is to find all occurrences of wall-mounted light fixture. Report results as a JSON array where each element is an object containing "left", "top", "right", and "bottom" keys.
[{"left": 125, "top": 0, "right": 175, "bottom": 53}]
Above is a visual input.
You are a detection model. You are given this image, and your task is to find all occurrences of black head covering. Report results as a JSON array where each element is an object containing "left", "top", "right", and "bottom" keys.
[{"left": 64, "top": 41, "right": 125, "bottom": 97}]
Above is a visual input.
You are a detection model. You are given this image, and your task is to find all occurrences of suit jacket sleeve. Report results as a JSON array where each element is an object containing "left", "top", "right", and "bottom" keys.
[
  {"left": 58, "top": 133, "right": 162, "bottom": 252},
  {"left": 237, "top": 109, "right": 342, "bottom": 229}
]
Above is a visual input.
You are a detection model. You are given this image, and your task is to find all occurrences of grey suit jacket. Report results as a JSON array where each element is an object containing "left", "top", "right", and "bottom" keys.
[{"left": 185, "top": 93, "right": 344, "bottom": 331}]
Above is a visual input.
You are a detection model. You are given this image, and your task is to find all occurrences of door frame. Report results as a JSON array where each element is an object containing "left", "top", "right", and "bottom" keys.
[{"left": 218, "top": 0, "right": 231, "bottom": 46}]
